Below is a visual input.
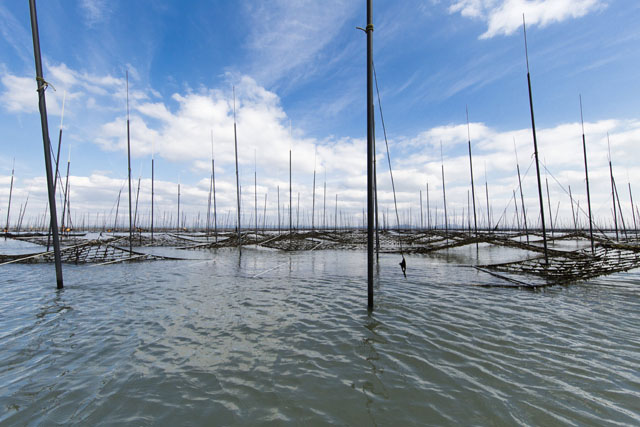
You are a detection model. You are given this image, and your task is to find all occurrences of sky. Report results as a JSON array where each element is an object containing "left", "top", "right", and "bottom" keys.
[{"left": 1, "top": 0, "right": 640, "bottom": 231}]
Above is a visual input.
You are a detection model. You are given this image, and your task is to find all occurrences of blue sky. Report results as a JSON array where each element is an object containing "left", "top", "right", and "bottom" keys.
[{"left": 1, "top": 0, "right": 639, "bottom": 230}]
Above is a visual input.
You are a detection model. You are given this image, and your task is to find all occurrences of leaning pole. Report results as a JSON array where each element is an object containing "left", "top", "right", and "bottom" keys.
[{"left": 29, "top": 0, "right": 63, "bottom": 288}]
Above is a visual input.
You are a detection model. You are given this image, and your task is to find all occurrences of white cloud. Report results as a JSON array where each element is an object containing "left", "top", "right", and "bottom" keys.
[{"left": 449, "top": 0, "right": 606, "bottom": 39}]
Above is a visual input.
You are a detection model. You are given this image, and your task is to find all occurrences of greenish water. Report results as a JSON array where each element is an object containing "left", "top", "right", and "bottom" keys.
[{"left": 1, "top": 245, "right": 639, "bottom": 425}]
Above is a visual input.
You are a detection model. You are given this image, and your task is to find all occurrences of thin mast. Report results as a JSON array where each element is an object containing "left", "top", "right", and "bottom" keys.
[
  {"left": 607, "top": 133, "right": 618, "bottom": 241},
  {"left": 466, "top": 106, "right": 478, "bottom": 240},
  {"left": 523, "top": 15, "right": 548, "bottom": 263},
  {"left": 126, "top": 71, "right": 133, "bottom": 253},
  {"left": 365, "top": 0, "right": 374, "bottom": 310},
  {"left": 29, "top": 0, "right": 63, "bottom": 287},
  {"left": 580, "top": 95, "right": 595, "bottom": 252},
  {"left": 513, "top": 141, "right": 528, "bottom": 242},
  {"left": 233, "top": 86, "right": 241, "bottom": 246},
  {"left": 206, "top": 131, "right": 213, "bottom": 240},
  {"left": 254, "top": 150, "right": 258, "bottom": 244},
  {"left": 311, "top": 147, "right": 316, "bottom": 231},
  {"left": 61, "top": 148, "right": 71, "bottom": 235},
  {"left": 427, "top": 182, "right": 431, "bottom": 230},
  {"left": 440, "top": 141, "right": 448, "bottom": 239},
  {"left": 151, "top": 143, "right": 154, "bottom": 243},
  {"left": 5, "top": 159, "right": 14, "bottom": 236}
]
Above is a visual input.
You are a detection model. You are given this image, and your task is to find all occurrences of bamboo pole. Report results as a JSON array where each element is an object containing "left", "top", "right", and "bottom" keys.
[
  {"left": 514, "top": 142, "right": 528, "bottom": 242},
  {"left": 523, "top": 15, "right": 548, "bottom": 263},
  {"left": 440, "top": 141, "right": 448, "bottom": 240},
  {"left": 580, "top": 95, "right": 595, "bottom": 253},
  {"left": 466, "top": 106, "right": 478, "bottom": 240},
  {"left": 29, "top": 0, "right": 63, "bottom": 287},
  {"left": 607, "top": 133, "right": 618, "bottom": 241},
  {"left": 4, "top": 159, "right": 14, "bottom": 236},
  {"left": 126, "top": 71, "right": 133, "bottom": 253},
  {"left": 233, "top": 86, "right": 241, "bottom": 246}
]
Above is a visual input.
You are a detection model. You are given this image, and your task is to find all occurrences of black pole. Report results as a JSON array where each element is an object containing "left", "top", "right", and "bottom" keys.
[
  {"left": 151, "top": 156, "right": 154, "bottom": 243},
  {"left": 629, "top": 183, "right": 637, "bottom": 237},
  {"left": 5, "top": 160, "right": 14, "bottom": 236},
  {"left": 427, "top": 182, "right": 431, "bottom": 231},
  {"left": 523, "top": 16, "right": 548, "bottom": 264},
  {"left": 580, "top": 95, "right": 595, "bottom": 253},
  {"left": 466, "top": 106, "right": 478, "bottom": 240},
  {"left": 125, "top": 71, "right": 133, "bottom": 253},
  {"left": 607, "top": 133, "right": 619, "bottom": 241},
  {"left": 29, "top": 0, "right": 63, "bottom": 288},
  {"left": 365, "top": 0, "right": 374, "bottom": 310},
  {"left": 289, "top": 149, "right": 292, "bottom": 236},
  {"left": 514, "top": 141, "right": 529, "bottom": 243},
  {"left": 254, "top": 151, "right": 258, "bottom": 244},
  {"left": 213, "top": 157, "right": 217, "bottom": 242},
  {"left": 233, "top": 86, "right": 241, "bottom": 247},
  {"left": 312, "top": 151, "right": 316, "bottom": 231},
  {"left": 440, "top": 142, "right": 448, "bottom": 240}
]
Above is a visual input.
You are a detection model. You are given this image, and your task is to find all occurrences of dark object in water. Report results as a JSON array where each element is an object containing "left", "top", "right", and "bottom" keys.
[{"left": 399, "top": 256, "right": 407, "bottom": 278}]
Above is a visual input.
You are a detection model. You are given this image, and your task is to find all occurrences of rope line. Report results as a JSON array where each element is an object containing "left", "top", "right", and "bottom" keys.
[{"left": 373, "top": 61, "right": 406, "bottom": 277}]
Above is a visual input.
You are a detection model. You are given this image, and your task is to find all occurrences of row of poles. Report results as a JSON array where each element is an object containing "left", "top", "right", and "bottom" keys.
[{"left": 24, "top": 0, "right": 632, "bottom": 303}]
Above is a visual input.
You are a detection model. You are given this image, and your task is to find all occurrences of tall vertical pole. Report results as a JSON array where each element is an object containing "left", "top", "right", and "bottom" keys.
[
  {"left": 151, "top": 154, "right": 154, "bottom": 243},
  {"left": 420, "top": 190, "right": 423, "bottom": 230},
  {"left": 580, "top": 95, "right": 595, "bottom": 253},
  {"left": 629, "top": 183, "right": 637, "bottom": 237},
  {"left": 289, "top": 148, "right": 292, "bottom": 235},
  {"left": 466, "top": 106, "right": 478, "bottom": 240},
  {"left": 607, "top": 133, "right": 618, "bottom": 241},
  {"left": 323, "top": 173, "right": 327, "bottom": 229},
  {"left": 569, "top": 185, "right": 578, "bottom": 232},
  {"left": 514, "top": 141, "right": 528, "bottom": 243},
  {"left": 177, "top": 179, "right": 180, "bottom": 236},
  {"left": 485, "top": 173, "right": 491, "bottom": 232},
  {"left": 5, "top": 159, "right": 14, "bottom": 236},
  {"left": 277, "top": 185, "right": 281, "bottom": 234},
  {"left": 312, "top": 147, "right": 316, "bottom": 231},
  {"left": 233, "top": 86, "right": 241, "bottom": 247},
  {"left": 335, "top": 194, "right": 338, "bottom": 232},
  {"left": 365, "top": 0, "right": 374, "bottom": 310},
  {"left": 212, "top": 157, "right": 217, "bottom": 242},
  {"left": 254, "top": 150, "right": 258, "bottom": 243},
  {"left": 523, "top": 16, "right": 548, "bottom": 264},
  {"left": 262, "top": 193, "right": 267, "bottom": 231},
  {"left": 427, "top": 182, "right": 431, "bottom": 230},
  {"left": 440, "top": 142, "right": 448, "bottom": 239},
  {"left": 545, "top": 176, "right": 553, "bottom": 238},
  {"left": 29, "top": 0, "right": 63, "bottom": 288},
  {"left": 61, "top": 150, "right": 70, "bottom": 234},
  {"left": 125, "top": 71, "right": 133, "bottom": 253}
]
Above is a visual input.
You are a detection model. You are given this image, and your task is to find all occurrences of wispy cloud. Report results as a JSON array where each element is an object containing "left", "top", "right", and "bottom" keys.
[
  {"left": 0, "top": 4, "right": 32, "bottom": 65},
  {"left": 79, "top": 0, "right": 111, "bottom": 27},
  {"left": 449, "top": 0, "right": 606, "bottom": 39},
  {"left": 242, "top": 0, "right": 359, "bottom": 88}
]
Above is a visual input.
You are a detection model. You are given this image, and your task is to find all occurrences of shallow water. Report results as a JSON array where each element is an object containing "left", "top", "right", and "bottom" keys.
[{"left": 1, "top": 245, "right": 639, "bottom": 425}]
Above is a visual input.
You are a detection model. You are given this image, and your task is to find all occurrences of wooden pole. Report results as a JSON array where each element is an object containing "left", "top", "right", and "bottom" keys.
[
  {"left": 466, "top": 106, "right": 478, "bottom": 239},
  {"left": 4, "top": 159, "right": 14, "bottom": 236},
  {"left": 29, "top": 0, "right": 63, "bottom": 287},
  {"left": 151, "top": 155, "right": 154, "bottom": 243},
  {"left": 440, "top": 141, "right": 448, "bottom": 240},
  {"left": 607, "top": 133, "right": 619, "bottom": 241},
  {"left": 233, "top": 86, "right": 241, "bottom": 247},
  {"left": 523, "top": 15, "right": 548, "bottom": 263},
  {"left": 126, "top": 71, "right": 133, "bottom": 253},
  {"left": 366, "top": 0, "right": 375, "bottom": 310},
  {"left": 579, "top": 95, "right": 595, "bottom": 253}
]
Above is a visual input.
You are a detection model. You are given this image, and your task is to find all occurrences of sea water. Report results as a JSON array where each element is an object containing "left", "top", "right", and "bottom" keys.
[{"left": 1, "top": 244, "right": 639, "bottom": 425}]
